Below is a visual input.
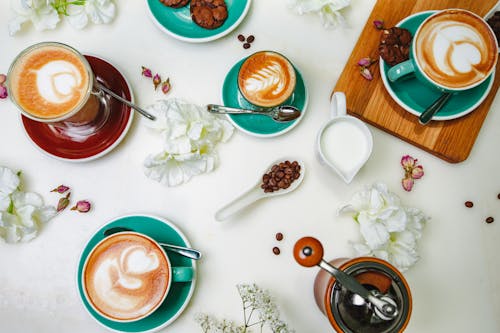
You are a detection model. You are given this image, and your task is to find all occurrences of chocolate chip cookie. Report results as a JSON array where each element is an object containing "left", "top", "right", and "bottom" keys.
[
  {"left": 190, "top": 0, "right": 228, "bottom": 30},
  {"left": 379, "top": 27, "right": 412, "bottom": 67},
  {"left": 159, "top": 0, "right": 190, "bottom": 9}
]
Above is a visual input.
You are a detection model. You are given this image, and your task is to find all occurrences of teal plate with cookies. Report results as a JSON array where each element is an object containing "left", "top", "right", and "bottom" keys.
[
  {"left": 146, "top": 0, "right": 251, "bottom": 43},
  {"left": 222, "top": 57, "right": 308, "bottom": 137},
  {"left": 380, "top": 11, "right": 494, "bottom": 121},
  {"left": 76, "top": 215, "right": 196, "bottom": 333}
]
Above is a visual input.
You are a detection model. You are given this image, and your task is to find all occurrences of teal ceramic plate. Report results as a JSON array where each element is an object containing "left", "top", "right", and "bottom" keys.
[
  {"left": 77, "top": 215, "right": 196, "bottom": 333},
  {"left": 380, "top": 11, "right": 495, "bottom": 121},
  {"left": 222, "top": 57, "right": 308, "bottom": 137},
  {"left": 146, "top": 0, "right": 251, "bottom": 43}
]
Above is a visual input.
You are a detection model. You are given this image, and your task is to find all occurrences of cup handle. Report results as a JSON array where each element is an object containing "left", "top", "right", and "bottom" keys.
[
  {"left": 172, "top": 266, "right": 194, "bottom": 282},
  {"left": 387, "top": 60, "right": 415, "bottom": 82},
  {"left": 330, "top": 92, "right": 347, "bottom": 118}
]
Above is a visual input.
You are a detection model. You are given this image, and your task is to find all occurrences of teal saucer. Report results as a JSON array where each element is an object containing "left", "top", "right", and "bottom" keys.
[
  {"left": 76, "top": 215, "right": 196, "bottom": 333},
  {"left": 222, "top": 57, "right": 308, "bottom": 137},
  {"left": 380, "top": 11, "right": 494, "bottom": 121},
  {"left": 146, "top": 0, "right": 251, "bottom": 43}
]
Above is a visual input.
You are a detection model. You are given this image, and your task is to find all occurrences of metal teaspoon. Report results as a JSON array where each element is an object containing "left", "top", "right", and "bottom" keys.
[{"left": 207, "top": 104, "right": 301, "bottom": 122}]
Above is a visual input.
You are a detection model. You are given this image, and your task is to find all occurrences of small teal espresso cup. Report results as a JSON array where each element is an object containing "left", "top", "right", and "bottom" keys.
[{"left": 388, "top": 9, "right": 498, "bottom": 93}]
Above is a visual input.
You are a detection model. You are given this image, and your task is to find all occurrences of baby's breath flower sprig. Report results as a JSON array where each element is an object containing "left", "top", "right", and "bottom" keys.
[{"left": 195, "top": 284, "right": 294, "bottom": 333}]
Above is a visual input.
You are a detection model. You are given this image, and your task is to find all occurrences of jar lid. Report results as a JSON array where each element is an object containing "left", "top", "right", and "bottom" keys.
[{"left": 330, "top": 261, "right": 411, "bottom": 333}]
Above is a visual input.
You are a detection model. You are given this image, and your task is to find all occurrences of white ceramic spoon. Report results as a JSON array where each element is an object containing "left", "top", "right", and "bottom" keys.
[{"left": 215, "top": 158, "right": 305, "bottom": 222}]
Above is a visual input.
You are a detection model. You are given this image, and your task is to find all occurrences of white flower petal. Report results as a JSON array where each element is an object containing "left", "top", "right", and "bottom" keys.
[
  {"left": 66, "top": 5, "right": 89, "bottom": 29},
  {"left": 0, "top": 166, "right": 20, "bottom": 199},
  {"left": 85, "top": 0, "right": 116, "bottom": 25}
]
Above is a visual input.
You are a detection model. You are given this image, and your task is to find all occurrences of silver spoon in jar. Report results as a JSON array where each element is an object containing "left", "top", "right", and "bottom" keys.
[
  {"left": 103, "top": 227, "right": 202, "bottom": 260},
  {"left": 215, "top": 158, "right": 305, "bottom": 221},
  {"left": 207, "top": 104, "right": 301, "bottom": 122}
]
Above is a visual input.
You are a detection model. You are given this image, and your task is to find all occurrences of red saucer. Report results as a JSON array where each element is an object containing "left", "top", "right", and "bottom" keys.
[{"left": 21, "top": 55, "right": 134, "bottom": 162}]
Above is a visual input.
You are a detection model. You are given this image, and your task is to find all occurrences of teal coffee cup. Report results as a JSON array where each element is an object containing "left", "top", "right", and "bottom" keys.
[{"left": 388, "top": 9, "right": 498, "bottom": 92}]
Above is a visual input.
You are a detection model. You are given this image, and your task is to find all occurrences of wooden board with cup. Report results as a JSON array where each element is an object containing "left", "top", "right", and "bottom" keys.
[{"left": 333, "top": 0, "right": 500, "bottom": 163}]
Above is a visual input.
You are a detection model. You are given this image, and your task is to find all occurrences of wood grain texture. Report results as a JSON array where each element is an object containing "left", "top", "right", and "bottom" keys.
[{"left": 333, "top": 0, "right": 499, "bottom": 163}]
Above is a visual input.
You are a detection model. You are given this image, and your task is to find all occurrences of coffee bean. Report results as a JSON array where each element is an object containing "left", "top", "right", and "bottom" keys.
[
  {"left": 260, "top": 160, "right": 301, "bottom": 193},
  {"left": 237, "top": 34, "right": 245, "bottom": 42},
  {"left": 243, "top": 43, "right": 251, "bottom": 49},
  {"left": 486, "top": 217, "right": 495, "bottom": 224},
  {"left": 276, "top": 232, "right": 283, "bottom": 241},
  {"left": 273, "top": 247, "right": 281, "bottom": 255},
  {"left": 497, "top": 193, "right": 500, "bottom": 199},
  {"left": 247, "top": 35, "right": 255, "bottom": 43},
  {"left": 465, "top": 201, "right": 474, "bottom": 208}
]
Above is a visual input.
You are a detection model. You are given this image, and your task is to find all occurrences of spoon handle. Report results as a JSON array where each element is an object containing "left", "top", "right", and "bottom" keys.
[
  {"left": 97, "top": 83, "right": 156, "bottom": 121},
  {"left": 158, "top": 243, "right": 202, "bottom": 260},
  {"left": 215, "top": 187, "right": 264, "bottom": 221},
  {"left": 207, "top": 104, "right": 268, "bottom": 115},
  {"left": 418, "top": 93, "right": 452, "bottom": 125}
]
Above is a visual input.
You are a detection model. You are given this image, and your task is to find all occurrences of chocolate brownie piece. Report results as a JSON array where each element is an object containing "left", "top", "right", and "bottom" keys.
[
  {"left": 159, "top": 0, "right": 190, "bottom": 9},
  {"left": 379, "top": 27, "right": 412, "bottom": 66},
  {"left": 190, "top": 0, "right": 228, "bottom": 30}
]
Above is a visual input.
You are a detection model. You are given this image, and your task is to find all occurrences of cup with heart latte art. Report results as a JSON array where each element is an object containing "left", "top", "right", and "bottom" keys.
[
  {"left": 237, "top": 51, "right": 297, "bottom": 108},
  {"left": 7, "top": 42, "right": 113, "bottom": 140},
  {"left": 388, "top": 9, "right": 498, "bottom": 92},
  {"left": 82, "top": 232, "right": 193, "bottom": 322}
]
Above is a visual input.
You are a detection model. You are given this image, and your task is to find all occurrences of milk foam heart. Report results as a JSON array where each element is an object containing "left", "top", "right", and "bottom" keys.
[
  {"left": 83, "top": 233, "right": 169, "bottom": 321},
  {"left": 36, "top": 60, "right": 83, "bottom": 104},
  {"left": 238, "top": 51, "right": 296, "bottom": 107},
  {"left": 415, "top": 10, "right": 498, "bottom": 89}
]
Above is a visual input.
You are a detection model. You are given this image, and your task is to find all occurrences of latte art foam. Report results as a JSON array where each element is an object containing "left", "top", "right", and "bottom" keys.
[
  {"left": 84, "top": 234, "right": 169, "bottom": 321},
  {"left": 416, "top": 10, "right": 498, "bottom": 89},
  {"left": 9, "top": 44, "right": 90, "bottom": 119},
  {"left": 238, "top": 52, "right": 296, "bottom": 107}
]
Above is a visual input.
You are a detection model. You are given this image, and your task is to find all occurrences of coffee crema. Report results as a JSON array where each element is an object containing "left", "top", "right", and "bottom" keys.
[
  {"left": 415, "top": 10, "right": 498, "bottom": 89},
  {"left": 83, "top": 233, "right": 169, "bottom": 321},
  {"left": 238, "top": 51, "right": 296, "bottom": 107},
  {"left": 9, "top": 44, "right": 90, "bottom": 120}
]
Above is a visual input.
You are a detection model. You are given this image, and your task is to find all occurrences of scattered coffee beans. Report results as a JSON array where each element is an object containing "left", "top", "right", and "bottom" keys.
[
  {"left": 261, "top": 160, "right": 301, "bottom": 193},
  {"left": 486, "top": 217, "right": 495, "bottom": 224},
  {"left": 237, "top": 34, "right": 256, "bottom": 49},
  {"left": 465, "top": 201, "right": 474, "bottom": 208},
  {"left": 272, "top": 247, "right": 281, "bottom": 255},
  {"left": 275, "top": 232, "right": 283, "bottom": 241},
  {"left": 487, "top": 12, "right": 500, "bottom": 44}
]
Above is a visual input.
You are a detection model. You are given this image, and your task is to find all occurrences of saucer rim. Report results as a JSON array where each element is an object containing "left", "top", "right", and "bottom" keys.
[
  {"left": 20, "top": 54, "right": 134, "bottom": 163},
  {"left": 379, "top": 10, "right": 495, "bottom": 121},
  {"left": 221, "top": 58, "right": 309, "bottom": 138},
  {"left": 145, "top": 0, "right": 252, "bottom": 43},
  {"left": 75, "top": 213, "right": 197, "bottom": 333}
]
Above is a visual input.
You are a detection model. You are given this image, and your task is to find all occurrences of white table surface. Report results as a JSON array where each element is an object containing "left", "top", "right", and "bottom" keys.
[{"left": 1, "top": 1, "right": 499, "bottom": 332}]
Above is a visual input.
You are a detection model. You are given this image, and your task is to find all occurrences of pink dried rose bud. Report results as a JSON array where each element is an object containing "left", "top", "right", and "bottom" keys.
[
  {"left": 411, "top": 165, "right": 424, "bottom": 179},
  {"left": 402, "top": 177, "right": 414, "bottom": 192},
  {"left": 401, "top": 155, "right": 416, "bottom": 170},
  {"left": 0, "top": 74, "right": 6, "bottom": 85},
  {"left": 57, "top": 193, "right": 71, "bottom": 212},
  {"left": 161, "top": 78, "right": 171, "bottom": 94},
  {"left": 51, "top": 185, "right": 70, "bottom": 194},
  {"left": 373, "top": 19, "right": 385, "bottom": 30},
  {"left": 153, "top": 74, "right": 161, "bottom": 90},
  {"left": 360, "top": 67, "right": 373, "bottom": 81},
  {"left": 141, "top": 66, "right": 152, "bottom": 78},
  {"left": 71, "top": 200, "right": 91, "bottom": 213},
  {"left": 358, "top": 57, "right": 375, "bottom": 67},
  {"left": 0, "top": 85, "right": 7, "bottom": 99}
]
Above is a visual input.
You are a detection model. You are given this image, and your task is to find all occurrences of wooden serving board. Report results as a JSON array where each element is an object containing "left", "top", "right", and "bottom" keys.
[{"left": 334, "top": 0, "right": 500, "bottom": 163}]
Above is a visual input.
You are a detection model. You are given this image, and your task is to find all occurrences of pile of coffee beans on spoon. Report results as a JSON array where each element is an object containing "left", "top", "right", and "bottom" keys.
[{"left": 261, "top": 160, "right": 301, "bottom": 193}]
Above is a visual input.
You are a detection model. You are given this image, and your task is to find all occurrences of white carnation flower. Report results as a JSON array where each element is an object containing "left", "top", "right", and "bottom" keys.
[
  {"left": 8, "top": 0, "right": 60, "bottom": 35},
  {"left": 66, "top": 0, "right": 116, "bottom": 29},
  {"left": 143, "top": 99, "right": 233, "bottom": 186},
  {"left": 288, "top": 0, "right": 350, "bottom": 28},
  {"left": 0, "top": 166, "right": 20, "bottom": 211},
  {"left": 339, "top": 182, "right": 429, "bottom": 271}
]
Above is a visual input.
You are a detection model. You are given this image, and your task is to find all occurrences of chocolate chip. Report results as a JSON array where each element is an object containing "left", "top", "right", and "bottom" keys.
[
  {"left": 465, "top": 201, "right": 474, "bottom": 208},
  {"left": 237, "top": 34, "right": 245, "bottom": 42},
  {"left": 486, "top": 217, "right": 495, "bottom": 224},
  {"left": 246, "top": 35, "right": 255, "bottom": 43},
  {"left": 243, "top": 43, "right": 251, "bottom": 49},
  {"left": 276, "top": 232, "right": 283, "bottom": 241},
  {"left": 272, "top": 247, "right": 281, "bottom": 255}
]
